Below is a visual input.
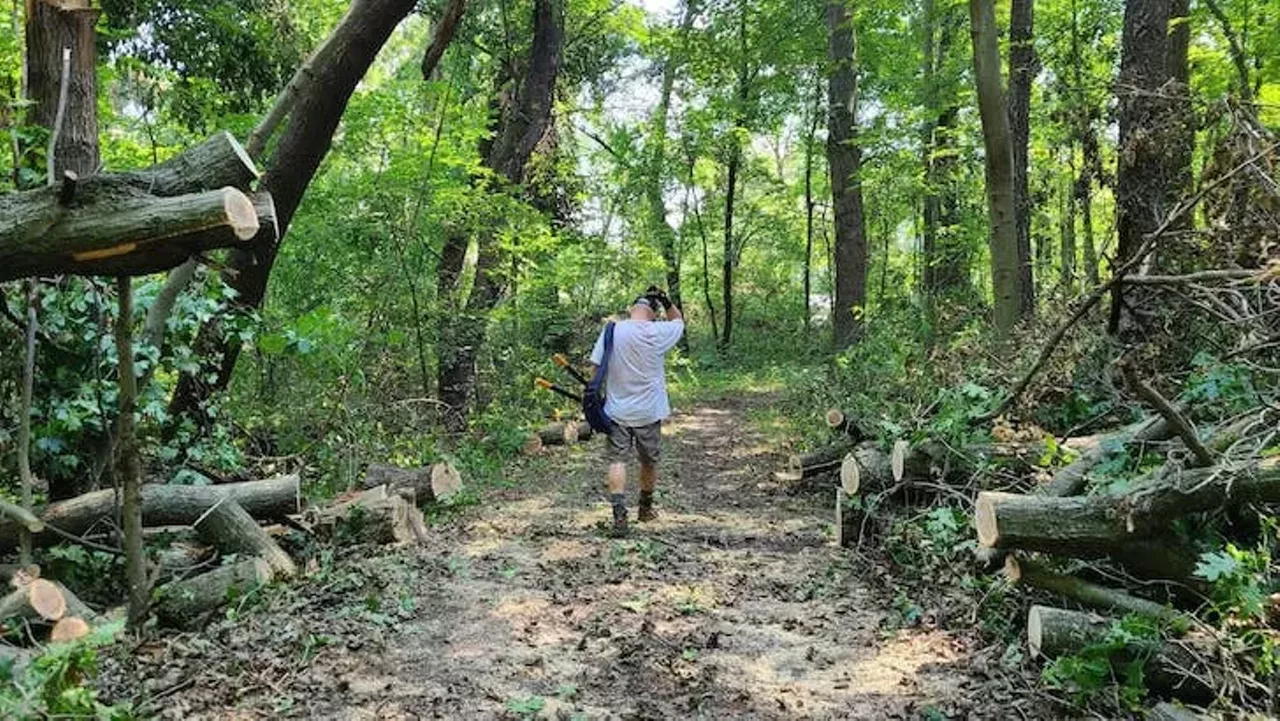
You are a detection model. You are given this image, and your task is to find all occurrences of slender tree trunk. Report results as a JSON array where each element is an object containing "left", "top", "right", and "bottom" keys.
[
  {"left": 1008, "top": 0, "right": 1036, "bottom": 317},
  {"left": 1110, "top": 0, "right": 1175, "bottom": 334},
  {"left": 921, "top": 2, "right": 964, "bottom": 299},
  {"left": 688, "top": 151, "right": 719, "bottom": 343},
  {"left": 803, "top": 77, "right": 821, "bottom": 332},
  {"left": 721, "top": 143, "right": 739, "bottom": 348},
  {"left": 1164, "top": 0, "right": 1194, "bottom": 272},
  {"left": 1069, "top": 0, "right": 1099, "bottom": 287},
  {"left": 115, "top": 277, "right": 148, "bottom": 628},
  {"left": 1061, "top": 149, "right": 1077, "bottom": 290},
  {"left": 647, "top": 0, "right": 697, "bottom": 345},
  {"left": 168, "top": 0, "right": 424, "bottom": 425},
  {"left": 969, "top": 0, "right": 1020, "bottom": 334},
  {"left": 719, "top": 6, "right": 749, "bottom": 349},
  {"left": 827, "top": 0, "right": 868, "bottom": 349}
]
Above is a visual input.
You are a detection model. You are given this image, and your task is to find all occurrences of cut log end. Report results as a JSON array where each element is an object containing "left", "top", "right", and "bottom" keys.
[
  {"left": 1027, "top": 605, "right": 1046, "bottom": 658},
  {"left": 786, "top": 454, "right": 803, "bottom": 474},
  {"left": 429, "top": 462, "right": 463, "bottom": 503},
  {"left": 50, "top": 616, "right": 90, "bottom": 642},
  {"left": 974, "top": 492, "right": 1000, "bottom": 548},
  {"left": 223, "top": 188, "right": 260, "bottom": 240},
  {"left": 840, "top": 453, "right": 860, "bottom": 495},
  {"left": 28, "top": 578, "right": 66, "bottom": 621},
  {"left": 891, "top": 440, "right": 908, "bottom": 482},
  {"left": 522, "top": 434, "right": 544, "bottom": 456},
  {"left": 1003, "top": 553, "right": 1023, "bottom": 583},
  {"left": 825, "top": 409, "right": 845, "bottom": 428}
]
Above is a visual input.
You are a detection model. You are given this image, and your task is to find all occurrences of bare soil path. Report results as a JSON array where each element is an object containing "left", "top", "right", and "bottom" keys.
[{"left": 118, "top": 392, "right": 1049, "bottom": 719}]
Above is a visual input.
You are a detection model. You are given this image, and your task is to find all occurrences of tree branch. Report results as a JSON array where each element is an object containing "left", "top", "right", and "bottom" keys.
[
  {"left": 1121, "top": 363, "right": 1215, "bottom": 468},
  {"left": 421, "top": 0, "right": 468, "bottom": 81}
]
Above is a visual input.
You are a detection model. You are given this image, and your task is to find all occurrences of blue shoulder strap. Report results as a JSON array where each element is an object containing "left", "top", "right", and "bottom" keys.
[{"left": 588, "top": 323, "right": 615, "bottom": 390}]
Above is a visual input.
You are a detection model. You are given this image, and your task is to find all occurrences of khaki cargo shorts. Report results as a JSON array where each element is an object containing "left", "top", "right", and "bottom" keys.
[{"left": 607, "top": 421, "right": 662, "bottom": 465}]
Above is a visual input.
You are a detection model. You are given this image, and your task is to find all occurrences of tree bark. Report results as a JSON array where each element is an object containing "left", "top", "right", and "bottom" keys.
[
  {"left": 436, "top": 0, "right": 563, "bottom": 429},
  {"left": 310, "top": 494, "right": 427, "bottom": 546},
  {"left": 114, "top": 277, "right": 148, "bottom": 629},
  {"left": 647, "top": 0, "right": 697, "bottom": 343},
  {"left": 193, "top": 498, "right": 297, "bottom": 577},
  {"left": 26, "top": 0, "right": 98, "bottom": 177},
  {"left": 362, "top": 462, "right": 463, "bottom": 504},
  {"left": 1008, "top": 0, "right": 1036, "bottom": 318},
  {"left": 969, "top": 0, "right": 1020, "bottom": 334},
  {"left": 0, "top": 184, "right": 260, "bottom": 282},
  {"left": 421, "top": 0, "right": 468, "bottom": 81},
  {"left": 1110, "top": 0, "right": 1175, "bottom": 334},
  {"left": 153, "top": 558, "right": 273, "bottom": 628},
  {"left": 168, "top": 0, "right": 422, "bottom": 425},
  {"left": 827, "top": 0, "right": 868, "bottom": 349},
  {"left": 976, "top": 460, "right": 1280, "bottom": 570},
  {"left": 0, "top": 474, "right": 301, "bottom": 552},
  {"left": 1027, "top": 605, "right": 1216, "bottom": 701},
  {"left": 1005, "top": 555, "right": 1182, "bottom": 621}
]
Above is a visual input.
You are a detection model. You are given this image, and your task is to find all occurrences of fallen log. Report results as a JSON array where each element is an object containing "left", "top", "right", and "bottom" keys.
[
  {"left": 153, "top": 541, "right": 215, "bottom": 573},
  {"left": 1028, "top": 605, "right": 1216, "bottom": 701},
  {"left": 193, "top": 499, "right": 297, "bottom": 577},
  {"left": 573, "top": 421, "right": 594, "bottom": 442},
  {"left": 976, "top": 458, "right": 1280, "bottom": 556},
  {"left": 1004, "top": 555, "right": 1183, "bottom": 621},
  {"left": 1040, "top": 412, "right": 1180, "bottom": 496},
  {"left": 153, "top": 558, "right": 273, "bottom": 628},
  {"left": 361, "top": 462, "right": 463, "bottom": 504},
  {"left": 774, "top": 457, "right": 843, "bottom": 484},
  {"left": 537, "top": 422, "right": 580, "bottom": 447},
  {"left": 976, "top": 490, "right": 1201, "bottom": 579},
  {"left": 521, "top": 434, "right": 544, "bottom": 456},
  {"left": 0, "top": 474, "right": 301, "bottom": 552},
  {"left": 117, "top": 131, "right": 259, "bottom": 196},
  {"left": 0, "top": 184, "right": 261, "bottom": 282},
  {"left": 786, "top": 438, "right": 859, "bottom": 474},
  {"left": 311, "top": 494, "right": 426, "bottom": 546}
]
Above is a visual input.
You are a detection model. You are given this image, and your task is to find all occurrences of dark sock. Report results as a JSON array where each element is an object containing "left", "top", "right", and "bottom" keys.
[
  {"left": 639, "top": 490, "right": 654, "bottom": 507},
  {"left": 610, "top": 493, "right": 627, "bottom": 518}
]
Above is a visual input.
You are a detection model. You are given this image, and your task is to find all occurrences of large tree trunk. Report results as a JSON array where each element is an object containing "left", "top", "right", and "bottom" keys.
[
  {"left": 1008, "top": 0, "right": 1036, "bottom": 318},
  {"left": 26, "top": 0, "right": 98, "bottom": 178},
  {"left": 969, "top": 0, "right": 1020, "bottom": 334},
  {"left": 168, "top": 0, "right": 422, "bottom": 425},
  {"left": 1163, "top": 0, "right": 1195, "bottom": 273},
  {"left": 1109, "top": 0, "right": 1175, "bottom": 334},
  {"left": 827, "top": 0, "right": 868, "bottom": 349},
  {"left": 436, "top": 0, "right": 564, "bottom": 429},
  {"left": 0, "top": 475, "right": 300, "bottom": 552}
]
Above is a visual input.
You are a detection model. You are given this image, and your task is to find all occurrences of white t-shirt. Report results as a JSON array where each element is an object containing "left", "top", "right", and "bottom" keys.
[{"left": 589, "top": 319, "right": 685, "bottom": 427}]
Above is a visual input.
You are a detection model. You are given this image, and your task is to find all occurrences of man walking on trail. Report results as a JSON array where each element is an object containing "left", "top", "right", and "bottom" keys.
[{"left": 590, "top": 288, "right": 684, "bottom": 538}]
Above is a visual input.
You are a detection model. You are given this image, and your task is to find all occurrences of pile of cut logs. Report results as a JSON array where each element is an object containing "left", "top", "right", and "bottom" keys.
[
  {"left": 791, "top": 402, "right": 1277, "bottom": 709},
  {"left": 0, "top": 462, "right": 462, "bottom": 663}
]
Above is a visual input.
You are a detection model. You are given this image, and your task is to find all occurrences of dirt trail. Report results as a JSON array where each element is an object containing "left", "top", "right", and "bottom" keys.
[{"left": 125, "top": 394, "right": 1042, "bottom": 719}]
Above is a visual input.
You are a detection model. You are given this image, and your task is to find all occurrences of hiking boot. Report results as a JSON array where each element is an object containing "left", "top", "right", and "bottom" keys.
[
  {"left": 638, "top": 492, "right": 657, "bottom": 522},
  {"left": 610, "top": 507, "right": 630, "bottom": 538}
]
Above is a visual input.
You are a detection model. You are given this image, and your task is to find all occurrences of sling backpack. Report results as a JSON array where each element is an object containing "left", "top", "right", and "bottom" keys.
[{"left": 583, "top": 322, "right": 615, "bottom": 433}]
